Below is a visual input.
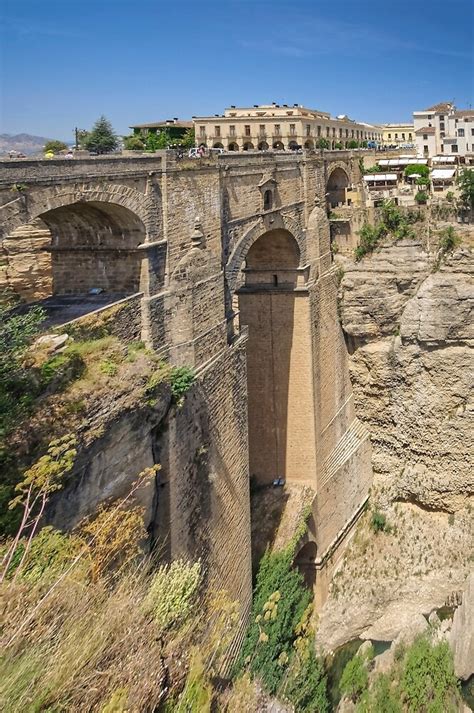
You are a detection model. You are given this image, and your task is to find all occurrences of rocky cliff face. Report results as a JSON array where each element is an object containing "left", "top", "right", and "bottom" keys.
[{"left": 318, "top": 231, "right": 473, "bottom": 650}]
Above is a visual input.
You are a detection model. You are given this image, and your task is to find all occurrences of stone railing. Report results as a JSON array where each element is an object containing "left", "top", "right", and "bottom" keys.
[{"left": 0, "top": 154, "right": 164, "bottom": 186}]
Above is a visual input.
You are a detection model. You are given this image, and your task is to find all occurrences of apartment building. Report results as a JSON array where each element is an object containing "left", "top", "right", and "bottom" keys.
[
  {"left": 193, "top": 103, "right": 382, "bottom": 151},
  {"left": 413, "top": 102, "right": 474, "bottom": 160},
  {"left": 381, "top": 123, "right": 414, "bottom": 146}
]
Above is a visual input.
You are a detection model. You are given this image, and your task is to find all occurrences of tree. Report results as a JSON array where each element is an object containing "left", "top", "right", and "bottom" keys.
[
  {"left": 415, "top": 190, "right": 428, "bottom": 204},
  {"left": 83, "top": 116, "right": 118, "bottom": 154},
  {"left": 404, "top": 164, "right": 429, "bottom": 179},
  {"left": 315, "top": 138, "right": 330, "bottom": 150},
  {"left": 334, "top": 142, "right": 343, "bottom": 150},
  {"left": 181, "top": 128, "right": 196, "bottom": 149},
  {"left": 123, "top": 135, "right": 145, "bottom": 150},
  {"left": 44, "top": 140, "right": 68, "bottom": 155},
  {"left": 347, "top": 140, "right": 359, "bottom": 149},
  {"left": 457, "top": 167, "right": 474, "bottom": 210}
]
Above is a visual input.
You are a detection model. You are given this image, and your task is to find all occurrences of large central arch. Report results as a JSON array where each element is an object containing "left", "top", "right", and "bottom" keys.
[{"left": 237, "top": 228, "right": 317, "bottom": 485}]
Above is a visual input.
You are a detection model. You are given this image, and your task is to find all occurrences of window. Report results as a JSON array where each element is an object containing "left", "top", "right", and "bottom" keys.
[
  {"left": 274, "top": 124, "right": 280, "bottom": 135},
  {"left": 259, "top": 124, "right": 265, "bottom": 136},
  {"left": 290, "top": 123, "right": 296, "bottom": 135},
  {"left": 471, "top": 128, "right": 474, "bottom": 136},
  {"left": 402, "top": 133, "right": 405, "bottom": 140},
  {"left": 424, "top": 145, "right": 428, "bottom": 153},
  {"left": 458, "top": 128, "right": 465, "bottom": 137},
  {"left": 451, "top": 144, "right": 458, "bottom": 153},
  {"left": 245, "top": 125, "right": 251, "bottom": 136},
  {"left": 440, "top": 123, "right": 445, "bottom": 130},
  {"left": 199, "top": 125, "right": 205, "bottom": 137},
  {"left": 408, "top": 133, "right": 412, "bottom": 140},
  {"left": 306, "top": 124, "right": 311, "bottom": 136},
  {"left": 229, "top": 125, "right": 236, "bottom": 136},
  {"left": 428, "top": 115, "right": 432, "bottom": 119},
  {"left": 388, "top": 133, "right": 391, "bottom": 139},
  {"left": 441, "top": 132, "right": 445, "bottom": 138},
  {"left": 263, "top": 189, "right": 273, "bottom": 211},
  {"left": 215, "top": 125, "right": 221, "bottom": 137},
  {"left": 317, "top": 125, "right": 321, "bottom": 136},
  {"left": 395, "top": 133, "right": 398, "bottom": 139},
  {"left": 332, "top": 127, "right": 336, "bottom": 137},
  {"left": 346, "top": 129, "right": 349, "bottom": 137},
  {"left": 339, "top": 128, "right": 342, "bottom": 138},
  {"left": 423, "top": 134, "right": 428, "bottom": 140},
  {"left": 439, "top": 115, "right": 444, "bottom": 121},
  {"left": 326, "top": 127, "right": 330, "bottom": 137}
]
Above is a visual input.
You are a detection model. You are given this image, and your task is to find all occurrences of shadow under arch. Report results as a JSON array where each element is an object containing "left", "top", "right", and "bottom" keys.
[
  {"left": 37, "top": 200, "right": 147, "bottom": 295},
  {"left": 237, "top": 227, "right": 316, "bottom": 486}
]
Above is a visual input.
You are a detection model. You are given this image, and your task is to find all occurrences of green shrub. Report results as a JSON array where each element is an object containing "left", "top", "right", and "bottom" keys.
[
  {"left": 415, "top": 191, "right": 428, "bottom": 205},
  {"left": 340, "top": 654, "right": 368, "bottom": 702},
  {"left": 381, "top": 200, "right": 403, "bottom": 231},
  {"left": 370, "top": 509, "right": 390, "bottom": 534},
  {"left": 144, "top": 559, "right": 201, "bottom": 631},
  {"left": 364, "top": 672, "right": 403, "bottom": 713},
  {"left": 354, "top": 223, "right": 386, "bottom": 260},
  {"left": 401, "top": 636, "right": 459, "bottom": 712},
  {"left": 41, "top": 351, "right": 85, "bottom": 388},
  {"left": 438, "top": 226, "right": 460, "bottom": 254},
  {"left": 100, "top": 358, "right": 118, "bottom": 377},
  {"left": 2, "top": 526, "right": 84, "bottom": 583},
  {"left": 236, "top": 546, "right": 312, "bottom": 694},
  {"left": 170, "top": 365, "right": 195, "bottom": 401},
  {"left": 283, "top": 632, "right": 329, "bottom": 713}
]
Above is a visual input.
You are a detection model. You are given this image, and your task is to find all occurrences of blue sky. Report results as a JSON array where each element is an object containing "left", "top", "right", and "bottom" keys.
[{"left": 1, "top": 0, "right": 473, "bottom": 140}]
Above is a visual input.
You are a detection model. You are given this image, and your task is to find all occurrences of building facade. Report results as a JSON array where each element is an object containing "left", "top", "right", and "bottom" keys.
[
  {"left": 413, "top": 102, "right": 474, "bottom": 159},
  {"left": 193, "top": 103, "right": 383, "bottom": 151},
  {"left": 381, "top": 123, "right": 414, "bottom": 146}
]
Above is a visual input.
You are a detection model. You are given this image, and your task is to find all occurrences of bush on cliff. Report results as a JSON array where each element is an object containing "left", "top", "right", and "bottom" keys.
[{"left": 235, "top": 516, "right": 329, "bottom": 712}]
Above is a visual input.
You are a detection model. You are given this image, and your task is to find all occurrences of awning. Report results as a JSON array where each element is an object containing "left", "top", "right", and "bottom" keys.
[
  {"left": 408, "top": 173, "right": 421, "bottom": 178},
  {"left": 431, "top": 168, "right": 456, "bottom": 179},
  {"left": 378, "top": 158, "right": 427, "bottom": 167},
  {"left": 432, "top": 156, "right": 456, "bottom": 163},
  {"left": 363, "top": 173, "right": 397, "bottom": 182}
]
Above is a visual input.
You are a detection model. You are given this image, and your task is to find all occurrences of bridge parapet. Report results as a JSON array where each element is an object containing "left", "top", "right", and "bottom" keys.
[{"left": 0, "top": 155, "right": 164, "bottom": 185}]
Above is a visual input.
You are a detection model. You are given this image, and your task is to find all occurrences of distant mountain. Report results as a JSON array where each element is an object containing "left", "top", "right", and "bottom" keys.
[{"left": 0, "top": 133, "right": 68, "bottom": 156}]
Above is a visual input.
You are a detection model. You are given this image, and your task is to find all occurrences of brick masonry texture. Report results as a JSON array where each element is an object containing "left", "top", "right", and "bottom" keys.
[{"left": 0, "top": 150, "right": 371, "bottom": 611}]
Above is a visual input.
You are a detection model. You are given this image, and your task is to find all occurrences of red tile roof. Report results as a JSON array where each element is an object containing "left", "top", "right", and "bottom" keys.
[
  {"left": 415, "top": 127, "right": 436, "bottom": 134},
  {"left": 423, "top": 102, "right": 453, "bottom": 112}
]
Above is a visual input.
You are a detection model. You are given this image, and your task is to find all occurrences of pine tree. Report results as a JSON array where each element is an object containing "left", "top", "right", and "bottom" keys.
[{"left": 83, "top": 116, "right": 118, "bottom": 154}]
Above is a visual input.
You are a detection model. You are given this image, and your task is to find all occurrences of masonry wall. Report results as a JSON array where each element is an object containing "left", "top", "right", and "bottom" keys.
[
  {"left": 239, "top": 289, "right": 316, "bottom": 485},
  {"left": 1, "top": 218, "right": 52, "bottom": 301}
]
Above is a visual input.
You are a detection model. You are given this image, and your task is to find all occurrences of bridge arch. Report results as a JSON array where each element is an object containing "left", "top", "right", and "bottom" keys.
[
  {"left": 225, "top": 214, "right": 306, "bottom": 299},
  {"left": 236, "top": 225, "right": 316, "bottom": 486},
  {"left": 40, "top": 200, "right": 146, "bottom": 295},
  {"left": 326, "top": 165, "right": 350, "bottom": 208}
]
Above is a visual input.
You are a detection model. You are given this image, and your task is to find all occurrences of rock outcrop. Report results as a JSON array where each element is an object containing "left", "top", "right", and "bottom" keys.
[
  {"left": 318, "top": 236, "right": 473, "bottom": 650},
  {"left": 450, "top": 573, "right": 474, "bottom": 680}
]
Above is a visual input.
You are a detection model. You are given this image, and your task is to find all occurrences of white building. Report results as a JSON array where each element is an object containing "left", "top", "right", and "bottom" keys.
[{"left": 413, "top": 102, "right": 474, "bottom": 161}]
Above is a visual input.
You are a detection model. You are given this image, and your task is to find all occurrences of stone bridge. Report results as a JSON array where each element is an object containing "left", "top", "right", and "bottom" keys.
[{"left": 0, "top": 150, "right": 372, "bottom": 611}]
